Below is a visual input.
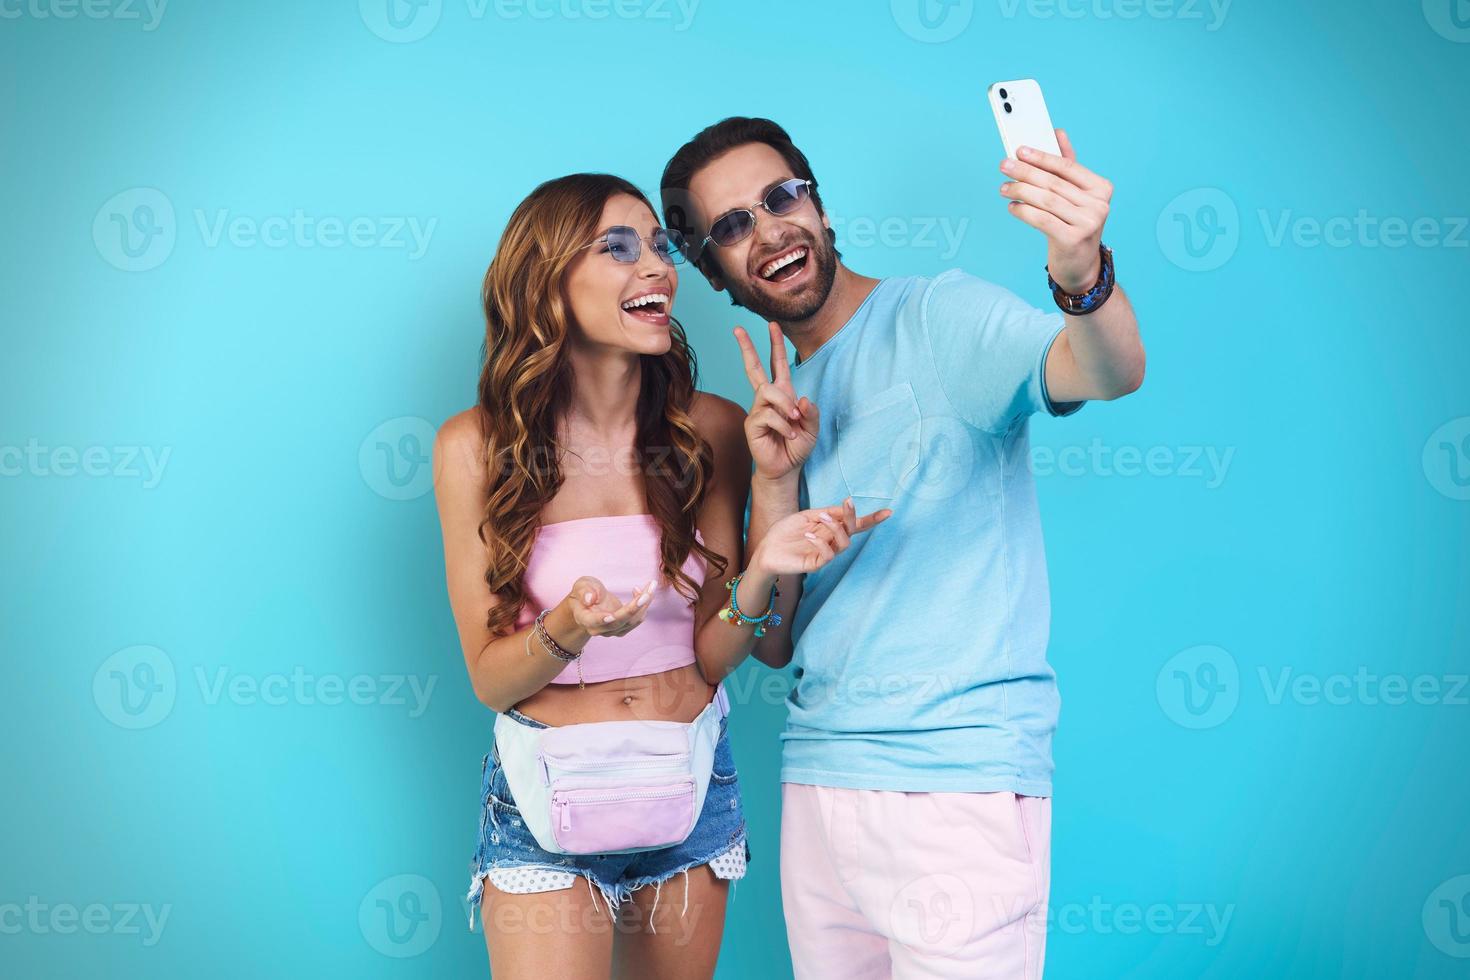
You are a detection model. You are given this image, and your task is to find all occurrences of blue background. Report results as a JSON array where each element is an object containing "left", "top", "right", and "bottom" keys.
[{"left": 3, "top": 0, "right": 1469, "bottom": 976}]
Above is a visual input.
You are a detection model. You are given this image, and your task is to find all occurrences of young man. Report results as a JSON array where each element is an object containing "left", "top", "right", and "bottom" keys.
[{"left": 661, "top": 117, "right": 1143, "bottom": 979}]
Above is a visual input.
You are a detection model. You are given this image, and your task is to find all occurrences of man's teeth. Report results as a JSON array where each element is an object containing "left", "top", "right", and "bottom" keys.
[
  {"left": 760, "top": 248, "right": 807, "bottom": 279},
  {"left": 621, "top": 293, "right": 669, "bottom": 311}
]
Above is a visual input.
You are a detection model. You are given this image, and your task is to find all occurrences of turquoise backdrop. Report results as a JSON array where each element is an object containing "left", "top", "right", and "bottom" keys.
[{"left": 3, "top": 0, "right": 1469, "bottom": 976}]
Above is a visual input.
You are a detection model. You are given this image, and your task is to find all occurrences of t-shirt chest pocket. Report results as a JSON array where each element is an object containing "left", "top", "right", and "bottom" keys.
[{"left": 832, "top": 382, "right": 922, "bottom": 503}]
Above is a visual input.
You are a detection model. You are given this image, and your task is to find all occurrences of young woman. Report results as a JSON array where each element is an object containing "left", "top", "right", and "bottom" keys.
[{"left": 432, "top": 173, "right": 888, "bottom": 979}]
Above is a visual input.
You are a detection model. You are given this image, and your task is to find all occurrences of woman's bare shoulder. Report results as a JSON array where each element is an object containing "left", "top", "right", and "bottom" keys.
[
  {"left": 434, "top": 407, "right": 487, "bottom": 492},
  {"left": 689, "top": 390, "right": 745, "bottom": 440}
]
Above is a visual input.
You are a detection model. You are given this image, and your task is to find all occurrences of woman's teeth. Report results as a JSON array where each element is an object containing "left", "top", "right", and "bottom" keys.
[
  {"left": 760, "top": 247, "right": 808, "bottom": 281},
  {"left": 621, "top": 292, "right": 669, "bottom": 314}
]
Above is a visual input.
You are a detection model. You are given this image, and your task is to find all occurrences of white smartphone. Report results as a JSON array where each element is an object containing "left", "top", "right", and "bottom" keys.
[{"left": 987, "top": 79, "right": 1062, "bottom": 160}]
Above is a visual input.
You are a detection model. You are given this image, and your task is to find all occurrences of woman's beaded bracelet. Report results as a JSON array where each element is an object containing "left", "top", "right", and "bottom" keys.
[{"left": 717, "top": 572, "right": 782, "bottom": 638}]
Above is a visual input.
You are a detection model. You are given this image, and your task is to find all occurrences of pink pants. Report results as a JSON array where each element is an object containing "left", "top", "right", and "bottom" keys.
[{"left": 780, "top": 782, "right": 1052, "bottom": 979}]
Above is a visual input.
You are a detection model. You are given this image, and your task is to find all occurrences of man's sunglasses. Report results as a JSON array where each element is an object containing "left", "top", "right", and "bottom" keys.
[
  {"left": 695, "top": 178, "right": 814, "bottom": 261},
  {"left": 576, "top": 225, "right": 688, "bottom": 266}
]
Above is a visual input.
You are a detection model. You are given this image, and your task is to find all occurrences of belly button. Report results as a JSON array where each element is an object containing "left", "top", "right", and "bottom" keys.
[{"left": 622, "top": 695, "right": 635, "bottom": 705}]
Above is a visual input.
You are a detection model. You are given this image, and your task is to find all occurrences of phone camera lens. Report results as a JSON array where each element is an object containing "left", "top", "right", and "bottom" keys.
[
  {"left": 1003, "top": 102, "right": 1012, "bottom": 113},
  {"left": 998, "top": 88, "right": 1009, "bottom": 99}
]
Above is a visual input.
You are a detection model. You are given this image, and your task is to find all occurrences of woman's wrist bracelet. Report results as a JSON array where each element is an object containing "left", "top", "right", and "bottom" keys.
[
  {"left": 718, "top": 571, "right": 782, "bottom": 638},
  {"left": 530, "top": 607, "right": 585, "bottom": 688}
]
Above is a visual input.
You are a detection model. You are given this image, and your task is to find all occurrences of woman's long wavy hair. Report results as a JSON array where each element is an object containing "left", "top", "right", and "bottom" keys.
[{"left": 476, "top": 173, "right": 728, "bottom": 639}]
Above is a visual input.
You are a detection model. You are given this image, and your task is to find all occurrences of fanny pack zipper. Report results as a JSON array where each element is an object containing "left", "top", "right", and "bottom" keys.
[
  {"left": 539, "top": 751, "right": 691, "bottom": 784},
  {"left": 552, "top": 783, "right": 693, "bottom": 832}
]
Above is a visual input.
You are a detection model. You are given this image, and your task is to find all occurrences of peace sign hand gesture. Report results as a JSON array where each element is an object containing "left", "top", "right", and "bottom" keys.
[{"left": 733, "top": 321, "right": 819, "bottom": 483}]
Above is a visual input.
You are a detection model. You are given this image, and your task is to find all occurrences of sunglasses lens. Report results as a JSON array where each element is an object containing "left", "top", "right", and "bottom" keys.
[
  {"left": 604, "top": 227, "right": 641, "bottom": 262},
  {"left": 710, "top": 210, "right": 754, "bottom": 247},
  {"left": 767, "top": 179, "right": 808, "bottom": 215},
  {"left": 655, "top": 228, "right": 687, "bottom": 264}
]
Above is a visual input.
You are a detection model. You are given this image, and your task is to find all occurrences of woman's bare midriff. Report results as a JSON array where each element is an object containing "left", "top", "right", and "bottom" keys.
[{"left": 511, "top": 661, "right": 716, "bottom": 727}]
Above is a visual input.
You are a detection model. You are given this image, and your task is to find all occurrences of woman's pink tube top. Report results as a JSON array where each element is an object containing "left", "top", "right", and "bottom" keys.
[{"left": 514, "top": 514, "right": 708, "bottom": 685}]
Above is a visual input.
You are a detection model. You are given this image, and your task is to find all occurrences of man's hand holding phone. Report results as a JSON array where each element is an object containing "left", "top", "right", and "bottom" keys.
[{"left": 998, "top": 129, "right": 1115, "bottom": 294}]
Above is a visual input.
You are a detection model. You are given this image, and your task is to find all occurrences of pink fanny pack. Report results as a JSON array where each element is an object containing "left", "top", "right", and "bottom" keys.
[{"left": 492, "top": 683, "right": 730, "bottom": 855}]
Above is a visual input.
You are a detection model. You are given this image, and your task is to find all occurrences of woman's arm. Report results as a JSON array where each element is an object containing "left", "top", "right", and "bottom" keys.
[
  {"left": 744, "top": 472, "right": 805, "bottom": 668},
  {"left": 687, "top": 395, "right": 776, "bottom": 685},
  {"left": 688, "top": 396, "right": 890, "bottom": 684},
  {"left": 431, "top": 410, "right": 653, "bottom": 712}
]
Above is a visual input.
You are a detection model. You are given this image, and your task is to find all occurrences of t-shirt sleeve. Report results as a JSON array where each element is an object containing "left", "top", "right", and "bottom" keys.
[{"left": 920, "top": 269, "right": 1084, "bottom": 432}]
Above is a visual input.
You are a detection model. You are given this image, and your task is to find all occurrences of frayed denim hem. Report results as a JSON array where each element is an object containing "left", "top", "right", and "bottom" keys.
[
  {"left": 466, "top": 862, "right": 622, "bottom": 932},
  {"left": 619, "top": 835, "right": 748, "bottom": 934},
  {"left": 465, "top": 835, "right": 748, "bottom": 934}
]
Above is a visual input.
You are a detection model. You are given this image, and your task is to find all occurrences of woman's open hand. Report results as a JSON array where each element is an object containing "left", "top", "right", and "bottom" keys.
[
  {"left": 752, "top": 498, "right": 892, "bottom": 576},
  {"left": 565, "top": 575, "right": 657, "bottom": 638}
]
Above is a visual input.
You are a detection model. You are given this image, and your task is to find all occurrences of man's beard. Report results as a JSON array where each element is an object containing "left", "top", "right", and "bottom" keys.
[{"left": 722, "top": 232, "right": 838, "bottom": 324}]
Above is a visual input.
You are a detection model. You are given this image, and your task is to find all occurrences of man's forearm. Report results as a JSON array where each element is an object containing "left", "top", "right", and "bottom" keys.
[
  {"left": 1061, "top": 284, "right": 1144, "bottom": 400},
  {"left": 749, "top": 472, "right": 800, "bottom": 551}
]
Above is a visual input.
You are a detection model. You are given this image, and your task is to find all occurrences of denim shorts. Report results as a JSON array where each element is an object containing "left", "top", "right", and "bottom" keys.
[{"left": 466, "top": 705, "right": 751, "bottom": 930}]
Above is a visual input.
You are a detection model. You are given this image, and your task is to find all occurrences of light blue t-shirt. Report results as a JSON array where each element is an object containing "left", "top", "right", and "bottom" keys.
[{"left": 782, "top": 269, "right": 1082, "bottom": 796}]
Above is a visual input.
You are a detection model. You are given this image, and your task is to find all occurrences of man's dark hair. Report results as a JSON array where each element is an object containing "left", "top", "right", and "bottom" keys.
[{"left": 660, "top": 116, "right": 838, "bottom": 275}]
